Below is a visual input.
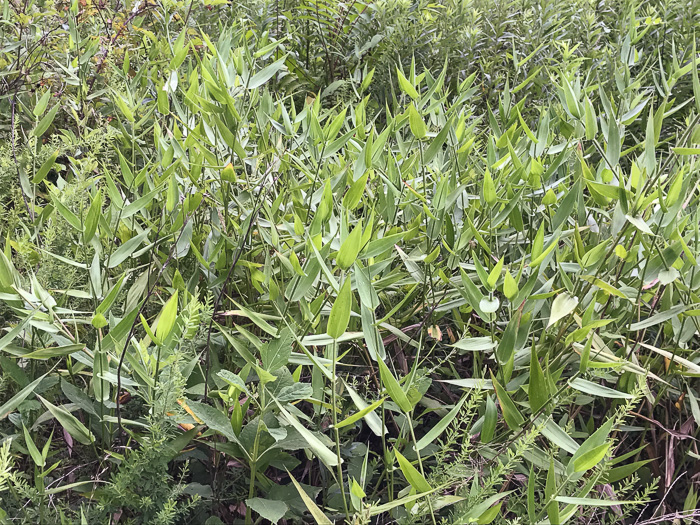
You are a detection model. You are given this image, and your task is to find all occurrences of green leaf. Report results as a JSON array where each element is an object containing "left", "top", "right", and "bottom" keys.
[
  {"left": 345, "top": 382, "right": 386, "bottom": 436},
  {"left": 531, "top": 222, "right": 545, "bottom": 261},
  {"left": 0, "top": 373, "right": 47, "bottom": 420},
  {"left": 32, "top": 150, "right": 59, "bottom": 184},
  {"left": 547, "top": 293, "right": 578, "bottom": 328},
  {"left": 464, "top": 491, "right": 514, "bottom": 521},
  {"left": 629, "top": 304, "right": 688, "bottom": 331},
  {"left": 560, "top": 75, "right": 581, "bottom": 117},
  {"left": 415, "top": 395, "right": 468, "bottom": 450},
  {"left": 155, "top": 290, "right": 178, "bottom": 343},
  {"left": 555, "top": 496, "right": 637, "bottom": 506},
  {"left": 377, "top": 358, "right": 412, "bottom": 412},
  {"left": 83, "top": 189, "right": 102, "bottom": 242},
  {"left": 108, "top": 229, "right": 151, "bottom": 268},
  {"left": 247, "top": 56, "right": 287, "bottom": 89},
  {"left": 573, "top": 443, "right": 610, "bottom": 472},
  {"left": 261, "top": 327, "right": 293, "bottom": 372},
  {"left": 546, "top": 458, "right": 560, "bottom": 524},
  {"left": 337, "top": 221, "right": 363, "bottom": 270},
  {"left": 528, "top": 347, "right": 548, "bottom": 413},
  {"left": 33, "top": 105, "right": 58, "bottom": 137},
  {"left": 487, "top": 257, "right": 504, "bottom": 290},
  {"left": 527, "top": 465, "right": 536, "bottom": 521},
  {"left": 516, "top": 108, "right": 538, "bottom": 143},
  {"left": 491, "top": 373, "right": 524, "bottom": 429},
  {"left": 606, "top": 118, "right": 621, "bottom": 167},
  {"left": 568, "top": 378, "right": 634, "bottom": 399},
  {"left": 396, "top": 68, "right": 419, "bottom": 99},
  {"left": 287, "top": 472, "right": 333, "bottom": 525},
  {"left": 394, "top": 449, "right": 431, "bottom": 493},
  {"left": 38, "top": 395, "right": 94, "bottom": 445},
  {"left": 568, "top": 417, "right": 615, "bottom": 476},
  {"left": 327, "top": 277, "right": 352, "bottom": 339},
  {"left": 276, "top": 401, "right": 339, "bottom": 467},
  {"left": 34, "top": 90, "right": 52, "bottom": 117},
  {"left": 20, "top": 344, "right": 84, "bottom": 360},
  {"left": 343, "top": 171, "right": 369, "bottom": 209},
  {"left": 245, "top": 498, "right": 288, "bottom": 525},
  {"left": 96, "top": 274, "right": 126, "bottom": 316},
  {"left": 483, "top": 170, "right": 497, "bottom": 205},
  {"left": 584, "top": 97, "right": 597, "bottom": 140},
  {"left": 481, "top": 395, "right": 497, "bottom": 443},
  {"left": 334, "top": 397, "right": 385, "bottom": 430},
  {"left": 23, "top": 425, "right": 45, "bottom": 467},
  {"left": 477, "top": 502, "right": 502, "bottom": 524},
  {"left": 408, "top": 104, "right": 427, "bottom": 139},
  {"left": 503, "top": 270, "right": 518, "bottom": 300}
]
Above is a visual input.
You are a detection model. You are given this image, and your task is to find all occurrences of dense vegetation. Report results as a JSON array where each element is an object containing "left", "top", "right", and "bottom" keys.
[{"left": 1, "top": 0, "right": 700, "bottom": 523}]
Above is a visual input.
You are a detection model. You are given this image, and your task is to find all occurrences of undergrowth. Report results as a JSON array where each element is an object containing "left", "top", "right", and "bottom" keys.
[{"left": 0, "top": 0, "right": 700, "bottom": 524}]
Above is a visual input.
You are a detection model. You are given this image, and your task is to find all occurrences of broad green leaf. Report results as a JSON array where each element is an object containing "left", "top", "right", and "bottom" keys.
[
  {"left": 464, "top": 491, "right": 514, "bottom": 521},
  {"left": 555, "top": 496, "right": 637, "bottom": 506},
  {"left": 247, "top": 56, "right": 287, "bottom": 89},
  {"left": 38, "top": 395, "right": 94, "bottom": 445},
  {"left": 487, "top": 257, "right": 504, "bottom": 289},
  {"left": 408, "top": 104, "right": 427, "bottom": 139},
  {"left": 674, "top": 147, "right": 700, "bottom": 155},
  {"left": 503, "top": 270, "right": 518, "bottom": 300},
  {"left": 276, "top": 401, "right": 339, "bottom": 467},
  {"left": 483, "top": 170, "right": 497, "bottom": 205},
  {"left": 336, "top": 221, "right": 363, "bottom": 270},
  {"left": 155, "top": 290, "right": 179, "bottom": 343},
  {"left": 491, "top": 373, "right": 524, "bottom": 429},
  {"left": 547, "top": 293, "right": 578, "bottom": 328},
  {"left": 245, "top": 498, "right": 288, "bottom": 525},
  {"left": 108, "top": 229, "right": 151, "bottom": 268},
  {"left": 327, "top": 277, "right": 352, "bottom": 339},
  {"left": 545, "top": 457, "right": 560, "bottom": 524},
  {"left": 477, "top": 502, "right": 502, "bottom": 524},
  {"left": 23, "top": 425, "right": 45, "bottom": 467},
  {"left": 629, "top": 304, "right": 689, "bottom": 331},
  {"left": 20, "top": 344, "right": 84, "bottom": 360},
  {"left": 569, "top": 378, "right": 634, "bottom": 399},
  {"left": 573, "top": 443, "right": 610, "bottom": 472},
  {"left": 34, "top": 90, "right": 52, "bottom": 117},
  {"left": 32, "top": 150, "right": 59, "bottom": 184},
  {"left": 415, "top": 395, "right": 468, "bottom": 450},
  {"left": 394, "top": 449, "right": 431, "bottom": 493},
  {"left": 528, "top": 347, "right": 548, "bottom": 413},
  {"left": 481, "top": 395, "right": 497, "bottom": 443},
  {"left": 0, "top": 373, "right": 47, "bottom": 420},
  {"left": 377, "top": 358, "right": 412, "bottom": 412},
  {"left": 261, "top": 327, "right": 293, "bottom": 372},
  {"left": 568, "top": 417, "right": 615, "bottom": 476},
  {"left": 33, "top": 105, "right": 58, "bottom": 137},
  {"left": 343, "top": 171, "right": 369, "bottom": 209},
  {"left": 606, "top": 118, "right": 621, "bottom": 167},
  {"left": 288, "top": 471, "right": 333, "bottom": 524},
  {"left": 396, "top": 68, "right": 419, "bottom": 99},
  {"left": 83, "top": 189, "right": 102, "bottom": 242},
  {"left": 334, "top": 397, "right": 385, "bottom": 430},
  {"left": 345, "top": 382, "right": 386, "bottom": 436}
]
